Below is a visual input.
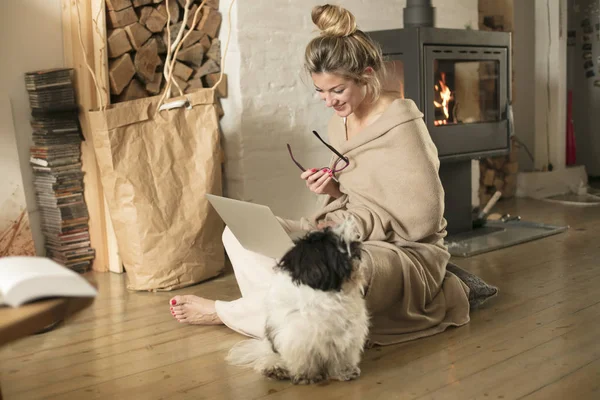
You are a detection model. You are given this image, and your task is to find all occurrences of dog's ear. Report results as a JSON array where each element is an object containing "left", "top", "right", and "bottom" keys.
[
  {"left": 349, "top": 240, "right": 362, "bottom": 261},
  {"left": 277, "top": 230, "right": 355, "bottom": 292}
]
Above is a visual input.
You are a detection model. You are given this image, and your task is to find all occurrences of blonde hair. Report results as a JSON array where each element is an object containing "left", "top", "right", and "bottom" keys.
[{"left": 305, "top": 4, "right": 386, "bottom": 101}]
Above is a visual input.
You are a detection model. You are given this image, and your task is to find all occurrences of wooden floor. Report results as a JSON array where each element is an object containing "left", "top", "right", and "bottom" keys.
[{"left": 1, "top": 198, "right": 600, "bottom": 400}]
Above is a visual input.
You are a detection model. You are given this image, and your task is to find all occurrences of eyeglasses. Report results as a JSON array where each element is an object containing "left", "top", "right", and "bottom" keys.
[{"left": 287, "top": 130, "right": 350, "bottom": 177}]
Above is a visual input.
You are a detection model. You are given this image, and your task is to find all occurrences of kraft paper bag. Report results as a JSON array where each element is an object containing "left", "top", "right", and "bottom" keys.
[{"left": 87, "top": 88, "right": 225, "bottom": 291}]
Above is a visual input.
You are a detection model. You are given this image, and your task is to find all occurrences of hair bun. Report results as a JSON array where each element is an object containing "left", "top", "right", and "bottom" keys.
[{"left": 311, "top": 4, "right": 357, "bottom": 37}]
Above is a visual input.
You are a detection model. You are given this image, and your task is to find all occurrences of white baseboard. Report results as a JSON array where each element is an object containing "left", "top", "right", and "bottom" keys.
[{"left": 516, "top": 165, "right": 588, "bottom": 199}]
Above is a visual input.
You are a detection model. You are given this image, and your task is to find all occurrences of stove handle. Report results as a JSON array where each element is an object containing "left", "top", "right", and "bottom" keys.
[{"left": 504, "top": 102, "right": 514, "bottom": 137}]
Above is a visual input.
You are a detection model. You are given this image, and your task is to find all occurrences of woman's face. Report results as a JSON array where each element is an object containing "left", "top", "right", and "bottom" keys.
[{"left": 311, "top": 72, "right": 367, "bottom": 118}]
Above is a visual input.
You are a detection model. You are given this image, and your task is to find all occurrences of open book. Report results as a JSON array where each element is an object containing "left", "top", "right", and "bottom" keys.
[{"left": 0, "top": 256, "right": 97, "bottom": 307}]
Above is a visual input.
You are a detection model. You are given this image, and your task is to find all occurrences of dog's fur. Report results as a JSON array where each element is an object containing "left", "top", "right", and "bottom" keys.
[{"left": 225, "top": 219, "right": 370, "bottom": 384}]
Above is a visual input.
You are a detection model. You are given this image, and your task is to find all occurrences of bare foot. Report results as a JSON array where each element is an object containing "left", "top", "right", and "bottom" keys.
[{"left": 169, "top": 295, "right": 223, "bottom": 325}]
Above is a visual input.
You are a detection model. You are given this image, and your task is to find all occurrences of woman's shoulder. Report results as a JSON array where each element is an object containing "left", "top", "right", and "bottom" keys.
[{"left": 382, "top": 94, "right": 424, "bottom": 121}]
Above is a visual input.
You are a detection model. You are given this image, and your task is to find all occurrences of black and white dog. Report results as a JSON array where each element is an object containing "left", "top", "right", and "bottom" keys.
[{"left": 226, "top": 219, "right": 370, "bottom": 384}]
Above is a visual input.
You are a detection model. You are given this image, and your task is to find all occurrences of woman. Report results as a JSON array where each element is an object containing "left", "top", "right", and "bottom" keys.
[{"left": 170, "top": 4, "right": 472, "bottom": 346}]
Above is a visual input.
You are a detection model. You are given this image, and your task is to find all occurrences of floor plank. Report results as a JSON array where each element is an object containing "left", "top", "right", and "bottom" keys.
[
  {"left": 1, "top": 198, "right": 599, "bottom": 400},
  {"left": 519, "top": 358, "right": 600, "bottom": 400}
]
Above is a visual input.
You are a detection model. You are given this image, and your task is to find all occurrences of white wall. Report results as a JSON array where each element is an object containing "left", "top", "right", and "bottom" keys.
[
  {"left": 220, "top": 0, "right": 480, "bottom": 219},
  {"left": 0, "top": 96, "right": 25, "bottom": 229},
  {"left": 0, "top": 0, "right": 65, "bottom": 255}
]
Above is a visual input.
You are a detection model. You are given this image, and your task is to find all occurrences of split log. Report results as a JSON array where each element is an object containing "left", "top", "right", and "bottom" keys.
[
  {"left": 493, "top": 157, "right": 505, "bottom": 171},
  {"left": 187, "top": 77, "right": 205, "bottom": 90},
  {"left": 162, "top": 22, "right": 183, "bottom": 46},
  {"left": 192, "top": 59, "right": 219, "bottom": 79},
  {"left": 109, "top": 53, "right": 136, "bottom": 95},
  {"left": 503, "top": 162, "right": 518, "bottom": 175},
  {"left": 145, "top": 9, "right": 168, "bottom": 33},
  {"left": 124, "top": 22, "right": 152, "bottom": 50},
  {"left": 180, "top": 0, "right": 219, "bottom": 7},
  {"left": 146, "top": 72, "right": 163, "bottom": 94},
  {"left": 107, "top": 28, "right": 133, "bottom": 58},
  {"left": 186, "top": 4, "right": 200, "bottom": 29},
  {"left": 199, "top": 34, "right": 211, "bottom": 52},
  {"left": 504, "top": 173, "right": 516, "bottom": 186},
  {"left": 106, "top": 0, "right": 132, "bottom": 11},
  {"left": 173, "top": 61, "right": 194, "bottom": 80},
  {"left": 172, "top": 75, "right": 189, "bottom": 92},
  {"left": 153, "top": 34, "right": 167, "bottom": 54},
  {"left": 153, "top": 0, "right": 164, "bottom": 3},
  {"left": 156, "top": 1, "right": 180, "bottom": 24},
  {"left": 205, "top": 0, "right": 219, "bottom": 9},
  {"left": 478, "top": 138, "right": 519, "bottom": 204},
  {"left": 482, "top": 168, "right": 495, "bottom": 186},
  {"left": 176, "top": 43, "right": 204, "bottom": 66},
  {"left": 493, "top": 177, "right": 505, "bottom": 191},
  {"left": 116, "top": 79, "right": 149, "bottom": 102},
  {"left": 163, "top": 24, "right": 202, "bottom": 48},
  {"left": 205, "top": 73, "right": 227, "bottom": 97},
  {"left": 134, "top": 38, "right": 161, "bottom": 82},
  {"left": 138, "top": 6, "right": 153, "bottom": 25},
  {"left": 132, "top": 0, "right": 152, "bottom": 6},
  {"left": 198, "top": 6, "right": 221, "bottom": 38},
  {"left": 107, "top": 6, "right": 138, "bottom": 29},
  {"left": 206, "top": 38, "right": 221, "bottom": 65},
  {"left": 182, "top": 30, "right": 205, "bottom": 48}
]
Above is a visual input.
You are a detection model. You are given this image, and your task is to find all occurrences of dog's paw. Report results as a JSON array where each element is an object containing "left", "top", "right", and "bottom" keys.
[
  {"left": 262, "top": 366, "right": 290, "bottom": 381},
  {"left": 291, "top": 373, "right": 326, "bottom": 385},
  {"left": 336, "top": 366, "right": 361, "bottom": 381}
]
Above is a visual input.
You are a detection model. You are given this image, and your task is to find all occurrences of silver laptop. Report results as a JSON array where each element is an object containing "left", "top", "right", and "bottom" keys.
[{"left": 206, "top": 194, "right": 303, "bottom": 259}]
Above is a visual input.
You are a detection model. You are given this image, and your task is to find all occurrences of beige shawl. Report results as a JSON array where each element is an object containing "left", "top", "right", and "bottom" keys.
[{"left": 311, "top": 98, "right": 470, "bottom": 346}]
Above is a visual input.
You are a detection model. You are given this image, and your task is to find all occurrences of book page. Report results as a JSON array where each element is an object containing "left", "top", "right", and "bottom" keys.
[{"left": 0, "top": 256, "right": 97, "bottom": 307}]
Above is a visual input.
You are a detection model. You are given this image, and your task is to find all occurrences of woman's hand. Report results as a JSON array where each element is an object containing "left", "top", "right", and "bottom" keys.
[
  {"left": 316, "top": 219, "right": 338, "bottom": 230},
  {"left": 301, "top": 168, "right": 342, "bottom": 198}
]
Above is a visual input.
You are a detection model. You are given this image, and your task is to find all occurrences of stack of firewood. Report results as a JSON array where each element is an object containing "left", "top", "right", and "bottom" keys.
[
  {"left": 479, "top": 137, "right": 519, "bottom": 205},
  {"left": 105, "top": 0, "right": 226, "bottom": 109}
]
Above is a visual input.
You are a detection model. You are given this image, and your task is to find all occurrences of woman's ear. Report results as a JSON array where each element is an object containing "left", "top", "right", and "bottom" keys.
[{"left": 360, "top": 67, "right": 375, "bottom": 86}]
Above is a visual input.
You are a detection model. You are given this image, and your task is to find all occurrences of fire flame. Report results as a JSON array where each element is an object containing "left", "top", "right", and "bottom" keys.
[{"left": 433, "top": 72, "right": 453, "bottom": 126}]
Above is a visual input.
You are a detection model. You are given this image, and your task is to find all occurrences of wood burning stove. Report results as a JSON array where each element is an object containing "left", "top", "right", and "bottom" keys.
[
  {"left": 366, "top": 1, "right": 513, "bottom": 235},
  {"left": 368, "top": 28, "right": 511, "bottom": 161}
]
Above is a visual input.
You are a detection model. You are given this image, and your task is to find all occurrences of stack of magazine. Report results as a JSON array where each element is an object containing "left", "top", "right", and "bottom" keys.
[{"left": 25, "top": 68, "right": 95, "bottom": 272}]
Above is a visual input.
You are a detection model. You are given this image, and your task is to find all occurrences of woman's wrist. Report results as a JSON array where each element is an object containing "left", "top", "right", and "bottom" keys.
[{"left": 329, "top": 186, "right": 343, "bottom": 199}]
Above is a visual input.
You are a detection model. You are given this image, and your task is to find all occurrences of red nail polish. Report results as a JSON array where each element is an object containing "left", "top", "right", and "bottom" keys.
[
  {"left": 171, "top": 299, "right": 176, "bottom": 305},
  {"left": 170, "top": 307, "right": 173, "bottom": 310},
  {"left": 311, "top": 168, "right": 317, "bottom": 173}
]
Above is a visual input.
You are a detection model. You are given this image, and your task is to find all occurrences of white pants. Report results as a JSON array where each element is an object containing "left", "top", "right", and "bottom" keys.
[{"left": 215, "top": 219, "right": 309, "bottom": 339}]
